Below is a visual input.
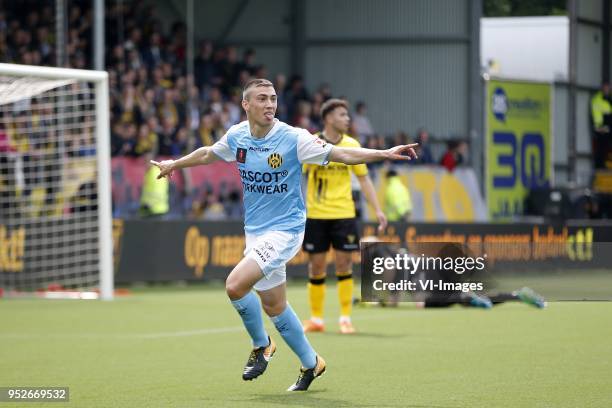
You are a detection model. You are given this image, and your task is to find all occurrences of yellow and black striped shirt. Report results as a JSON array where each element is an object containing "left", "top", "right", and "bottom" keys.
[{"left": 303, "top": 134, "right": 368, "bottom": 219}]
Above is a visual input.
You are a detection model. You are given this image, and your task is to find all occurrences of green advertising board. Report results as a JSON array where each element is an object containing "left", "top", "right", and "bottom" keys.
[{"left": 486, "top": 79, "right": 551, "bottom": 219}]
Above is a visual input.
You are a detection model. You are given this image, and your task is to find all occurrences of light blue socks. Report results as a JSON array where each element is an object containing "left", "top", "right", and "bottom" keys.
[
  {"left": 231, "top": 293, "right": 317, "bottom": 369},
  {"left": 271, "top": 303, "right": 317, "bottom": 369},
  {"left": 230, "top": 291, "right": 270, "bottom": 348}
]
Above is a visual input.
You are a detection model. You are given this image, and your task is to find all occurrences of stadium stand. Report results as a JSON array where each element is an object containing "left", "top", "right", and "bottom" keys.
[{"left": 0, "top": 0, "right": 483, "bottom": 219}]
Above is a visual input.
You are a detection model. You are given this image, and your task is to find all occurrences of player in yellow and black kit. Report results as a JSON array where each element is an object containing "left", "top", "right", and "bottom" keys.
[{"left": 302, "top": 99, "right": 387, "bottom": 334}]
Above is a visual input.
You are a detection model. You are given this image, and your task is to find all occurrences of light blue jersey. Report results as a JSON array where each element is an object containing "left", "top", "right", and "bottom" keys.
[{"left": 211, "top": 119, "right": 332, "bottom": 235}]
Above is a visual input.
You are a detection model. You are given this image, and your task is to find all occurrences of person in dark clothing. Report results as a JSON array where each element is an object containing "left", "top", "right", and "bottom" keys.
[{"left": 415, "top": 128, "right": 434, "bottom": 165}]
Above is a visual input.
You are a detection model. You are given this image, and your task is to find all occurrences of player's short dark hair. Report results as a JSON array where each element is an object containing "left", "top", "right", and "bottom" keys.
[
  {"left": 242, "top": 78, "right": 274, "bottom": 100},
  {"left": 320, "top": 98, "right": 349, "bottom": 120}
]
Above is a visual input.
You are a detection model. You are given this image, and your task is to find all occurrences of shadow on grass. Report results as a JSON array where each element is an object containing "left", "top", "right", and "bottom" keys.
[
  {"left": 313, "top": 331, "right": 410, "bottom": 339},
  {"left": 244, "top": 391, "right": 453, "bottom": 408},
  {"left": 248, "top": 390, "right": 376, "bottom": 407}
]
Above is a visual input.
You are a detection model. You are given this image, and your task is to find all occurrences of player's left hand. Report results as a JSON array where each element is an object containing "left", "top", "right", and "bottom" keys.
[
  {"left": 385, "top": 143, "right": 418, "bottom": 161},
  {"left": 376, "top": 211, "right": 387, "bottom": 234}
]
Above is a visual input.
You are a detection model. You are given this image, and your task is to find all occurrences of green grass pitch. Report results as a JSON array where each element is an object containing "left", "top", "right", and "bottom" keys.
[{"left": 1, "top": 283, "right": 611, "bottom": 407}]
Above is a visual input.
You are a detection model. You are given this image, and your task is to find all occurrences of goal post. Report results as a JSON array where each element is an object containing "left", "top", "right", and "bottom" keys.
[{"left": 0, "top": 63, "right": 113, "bottom": 300}]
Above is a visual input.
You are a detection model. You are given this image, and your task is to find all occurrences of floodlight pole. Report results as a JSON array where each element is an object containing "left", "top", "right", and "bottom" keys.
[
  {"left": 94, "top": 0, "right": 105, "bottom": 71},
  {"left": 290, "top": 0, "right": 306, "bottom": 77},
  {"left": 468, "top": 0, "right": 484, "bottom": 193},
  {"left": 568, "top": 0, "right": 577, "bottom": 184},
  {"left": 55, "top": 0, "right": 67, "bottom": 67},
  {"left": 186, "top": 0, "right": 194, "bottom": 82}
]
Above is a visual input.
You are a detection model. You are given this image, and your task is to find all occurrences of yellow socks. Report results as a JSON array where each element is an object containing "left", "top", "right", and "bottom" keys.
[
  {"left": 308, "top": 276, "right": 326, "bottom": 320},
  {"left": 308, "top": 272, "right": 353, "bottom": 322},
  {"left": 336, "top": 272, "right": 353, "bottom": 319}
]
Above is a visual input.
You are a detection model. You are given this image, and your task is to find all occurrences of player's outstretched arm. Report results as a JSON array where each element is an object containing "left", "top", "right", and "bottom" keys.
[
  {"left": 150, "top": 146, "right": 221, "bottom": 179},
  {"left": 328, "top": 143, "right": 418, "bottom": 165}
]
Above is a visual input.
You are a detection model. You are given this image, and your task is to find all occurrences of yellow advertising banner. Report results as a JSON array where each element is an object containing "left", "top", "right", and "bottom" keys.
[
  {"left": 486, "top": 79, "right": 551, "bottom": 219},
  {"left": 372, "top": 167, "right": 488, "bottom": 222}
]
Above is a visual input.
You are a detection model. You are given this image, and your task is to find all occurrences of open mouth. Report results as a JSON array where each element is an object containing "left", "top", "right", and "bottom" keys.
[{"left": 264, "top": 112, "right": 274, "bottom": 120}]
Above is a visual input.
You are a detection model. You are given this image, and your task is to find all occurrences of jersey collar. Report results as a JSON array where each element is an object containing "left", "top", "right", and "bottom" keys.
[
  {"left": 320, "top": 131, "right": 344, "bottom": 145},
  {"left": 249, "top": 119, "right": 280, "bottom": 141}
]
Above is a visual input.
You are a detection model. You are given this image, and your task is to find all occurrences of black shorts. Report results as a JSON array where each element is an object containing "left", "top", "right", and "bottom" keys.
[{"left": 302, "top": 218, "right": 360, "bottom": 253}]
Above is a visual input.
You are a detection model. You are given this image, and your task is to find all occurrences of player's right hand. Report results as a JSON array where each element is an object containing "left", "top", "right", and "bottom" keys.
[
  {"left": 385, "top": 143, "right": 418, "bottom": 161},
  {"left": 150, "top": 160, "right": 175, "bottom": 179}
]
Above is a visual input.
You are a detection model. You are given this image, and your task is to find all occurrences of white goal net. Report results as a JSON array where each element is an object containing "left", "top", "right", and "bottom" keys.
[{"left": 0, "top": 63, "right": 113, "bottom": 300}]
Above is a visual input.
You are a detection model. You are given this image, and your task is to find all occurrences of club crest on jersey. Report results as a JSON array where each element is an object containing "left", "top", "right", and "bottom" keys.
[
  {"left": 268, "top": 153, "right": 283, "bottom": 169},
  {"left": 236, "top": 148, "right": 247, "bottom": 163}
]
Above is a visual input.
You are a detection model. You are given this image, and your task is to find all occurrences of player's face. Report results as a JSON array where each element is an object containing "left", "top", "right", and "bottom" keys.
[
  {"left": 242, "top": 86, "right": 277, "bottom": 126},
  {"left": 326, "top": 106, "right": 350, "bottom": 133}
]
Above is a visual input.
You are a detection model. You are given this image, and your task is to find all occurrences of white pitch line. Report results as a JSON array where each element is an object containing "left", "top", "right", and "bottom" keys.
[
  {"left": 0, "top": 309, "right": 419, "bottom": 340},
  {"left": 133, "top": 311, "right": 420, "bottom": 339},
  {"left": 0, "top": 326, "right": 244, "bottom": 340},
  {"left": 134, "top": 326, "right": 244, "bottom": 339}
]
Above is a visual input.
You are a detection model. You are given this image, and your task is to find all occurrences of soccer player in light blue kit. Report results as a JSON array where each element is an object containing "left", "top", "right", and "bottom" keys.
[{"left": 151, "top": 78, "right": 417, "bottom": 391}]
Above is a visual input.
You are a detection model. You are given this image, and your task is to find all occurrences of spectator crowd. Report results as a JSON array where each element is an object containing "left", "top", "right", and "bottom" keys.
[{"left": 0, "top": 0, "right": 468, "bottom": 220}]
